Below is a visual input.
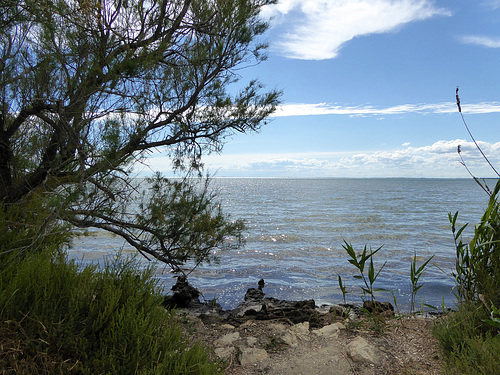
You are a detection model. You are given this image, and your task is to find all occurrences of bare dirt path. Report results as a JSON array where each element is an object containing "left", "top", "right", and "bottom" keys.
[{"left": 181, "top": 312, "right": 444, "bottom": 375}]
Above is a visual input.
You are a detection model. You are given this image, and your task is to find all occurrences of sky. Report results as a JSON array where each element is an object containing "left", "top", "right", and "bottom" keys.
[{"left": 145, "top": 0, "right": 500, "bottom": 178}]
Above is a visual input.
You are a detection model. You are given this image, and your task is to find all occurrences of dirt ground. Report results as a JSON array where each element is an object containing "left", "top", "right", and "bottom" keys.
[{"left": 181, "top": 312, "right": 444, "bottom": 375}]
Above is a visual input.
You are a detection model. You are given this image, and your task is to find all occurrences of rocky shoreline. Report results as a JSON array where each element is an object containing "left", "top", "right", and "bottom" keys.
[
  {"left": 164, "top": 277, "right": 444, "bottom": 374},
  {"left": 163, "top": 276, "right": 395, "bottom": 322}
]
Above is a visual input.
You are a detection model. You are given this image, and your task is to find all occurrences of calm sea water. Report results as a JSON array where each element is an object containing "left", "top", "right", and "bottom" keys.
[{"left": 69, "top": 178, "right": 492, "bottom": 312}]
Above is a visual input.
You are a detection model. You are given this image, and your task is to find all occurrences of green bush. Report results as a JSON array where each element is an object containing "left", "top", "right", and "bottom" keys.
[
  {"left": 448, "top": 179, "right": 500, "bottom": 329},
  {"left": 435, "top": 178, "right": 500, "bottom": 374},
  {"left": 0, "top": 195, "right": 71, "bottom": 261},
  {"left": 434, "top": 305, "right": 500, "bottom": 375},
  {"left": 0, "top": 251, "right": 222, "bottom": 374}
]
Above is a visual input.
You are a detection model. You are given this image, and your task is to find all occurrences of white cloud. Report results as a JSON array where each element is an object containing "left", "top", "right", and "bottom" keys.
[
  {"left": 272, "top": 101, "right": 500, "bottom": 117},
  {"left": 262, "top": 0, "right": 451, "bottom": 60},
  {"left": 141, "top": 140, "right": 500, "bottom": 178},
  {"left": 481, "top": 0, "right": 500, "bottom": 10},
  {"left": 342, "top": 140, "right": 500, "bottom": 176},
  {"left": 460, "top": 35, "right": 500, "bottom": 48}
]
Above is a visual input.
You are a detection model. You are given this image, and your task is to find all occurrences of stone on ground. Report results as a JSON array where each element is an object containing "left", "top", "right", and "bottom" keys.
[
  {"left": 215, "top": 332, "right": 240, "bottom": 346},
  {"left": 313, "top": 322, "right": 345, "bottom": 339},
  {"left": 214, "top": 347, "right": 237, "bottom": 361},
  {"left": 238, "top": 347, "right": 269, "bottom": 366},
  {"left": 347, "top": 336, "right": 379, "bottom": 364}
]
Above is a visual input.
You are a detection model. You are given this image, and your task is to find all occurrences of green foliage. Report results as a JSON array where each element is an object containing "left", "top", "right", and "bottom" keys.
[
  {"left": 342, "top": 241, "right": 387, "bottom": 303},
  {"left": 337, "top": 274, "right": 348, "bottom": 304},
  {"left": 434, "top": 306, "right": 500, "bottom": 375},
  {"left": 439, "top": 175, "right": 500, "bottom": 373},
  {"left": 390, "top": 290, "right": 400, "bottom": 315},
  {"left": 409, "top": 252, "right": 434, "bottom": 315},
  {"left": 135, "top": 174, "right": 245, "bottom": 273},
  {"left": 449, "top": 179, "right": 500, "bottom": 310},
  {"left": 449, "top": 211, "right": 473, "bottom": 303},
  {"left": 484, "top": 303, "right": 500, "bottom": 331},
  {"left": 437, "top": 185, "right": 500, "bottom": 372},
  {"left": 0, "top": 250, "right": 222, "bottom": 374},
  {"left": 0, "top": 194, "right": 71, "bottom": 261},
  {"left": 0, "top": 0, "right": 280, "bottom": 269},
  {"left": 339, "top": 243, "right": 437, "bottom": 314}
]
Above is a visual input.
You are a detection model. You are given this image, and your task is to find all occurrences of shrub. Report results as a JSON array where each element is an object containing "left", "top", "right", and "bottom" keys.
[
  {"left": 435, "top": 179, "right": 500, "bottom": 374},
  {"left": 448, "top": 179, "right": 500, "bottom": 328},
  {"left": 0, "top": 251, "right": 222, "bottom": 374},
  {"left": 434, "top": 305, "right": 500, "bottom": 375}
]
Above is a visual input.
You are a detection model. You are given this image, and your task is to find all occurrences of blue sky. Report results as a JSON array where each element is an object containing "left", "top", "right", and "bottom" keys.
[{"left": 145, "top": 0, "right": 500, "bottom": 178}]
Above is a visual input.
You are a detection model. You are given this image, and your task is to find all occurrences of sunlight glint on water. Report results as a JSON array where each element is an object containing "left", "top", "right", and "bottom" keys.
[{"left": 69, "top": 178, "right": 489, "bottom": 311}]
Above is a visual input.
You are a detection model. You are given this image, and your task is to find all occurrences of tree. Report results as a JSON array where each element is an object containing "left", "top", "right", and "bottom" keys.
[{"left": 0, "top": 0, "right": 280, "bottom": 272}]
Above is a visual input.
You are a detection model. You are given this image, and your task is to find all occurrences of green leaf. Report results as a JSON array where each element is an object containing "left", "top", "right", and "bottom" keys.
[
  {"left": 484, "top": 318, "right": 500, "bottom": 329},
  {"left": 343, "top": 241, "right": 358, "bottom": 266},
  {"left": 368, "top": 258, "right": 375, "bottom": 284},
  {"left": 416, "top": 255, "right": 434, "bottom": 274},
  {"left": 456, "top": 224, "right": 468, "bottom": 240},
  {"left": 337, "top": 274, "right": 345, "bottom": 291},
  {"left": 347, "top": 259, "right": 359, "bottom": 267},
  {"left": 370, "top": 245, "right": 384, "bottom": 256}
]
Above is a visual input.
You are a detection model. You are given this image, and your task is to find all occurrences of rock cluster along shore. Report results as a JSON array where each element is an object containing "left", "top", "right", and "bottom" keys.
[
  {"left": 163, "top": 277, "right": 394, "bottom": 369},
  {"left": 164, "top": 276, "right": 339, "bottom": 325},
  {"left": 162, "top": 276, "right": 394, "bottom": 324}
]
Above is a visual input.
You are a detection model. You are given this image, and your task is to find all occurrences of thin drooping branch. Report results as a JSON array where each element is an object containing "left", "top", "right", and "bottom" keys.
[
  {"left": 457, "top": 144, "right": 491, "bottom": 196},
  {"left": 456, "top": 87, "right": 500, "bottom": 178}
]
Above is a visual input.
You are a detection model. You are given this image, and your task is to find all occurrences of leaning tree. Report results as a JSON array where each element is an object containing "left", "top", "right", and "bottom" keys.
[{"left": 0, "top": 0, "right": 280, "bottom": 272}]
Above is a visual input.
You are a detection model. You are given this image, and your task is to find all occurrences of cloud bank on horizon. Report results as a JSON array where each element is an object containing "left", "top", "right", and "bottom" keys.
[
  {"left": 262, "top": 0, "right": 451, "bottom": 60},
  {"left": 143, "top": 139, "right": 500, "bottom": 178}
]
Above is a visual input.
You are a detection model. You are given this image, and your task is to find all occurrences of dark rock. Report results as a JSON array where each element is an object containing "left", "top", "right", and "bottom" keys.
[
  {"left": 163, "top": 276, "right": 201, "bottom": 309},
  {"left": 329, "top": 305, "right": 349, "bottom": 318},
  {"left": 231, "top": 292, "right": 319, "bottom": 326},
  {"left": 428, "top": 308, "right": 454, "bottom": 317},
  {"left": 165, "top": 278, "right": 342, "bottom": 329},
  {"left": 244, "top": 288, "right": 265, "bottom": 301},
  {"left": 163, "top": 276, "right": 228, "bottom": 317},
  {"left": 362, "top": 300, "right": 394, "bottom": 315}
]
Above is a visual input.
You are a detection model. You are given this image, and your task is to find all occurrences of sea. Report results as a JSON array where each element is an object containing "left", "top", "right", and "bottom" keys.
[{"left": 68, "top": 178, "right": 493, "bottom": 312}]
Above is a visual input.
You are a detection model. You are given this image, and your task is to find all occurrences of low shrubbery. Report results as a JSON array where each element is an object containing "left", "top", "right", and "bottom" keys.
[
  {"left": 433, "top": 178, "right": 500, "bottom": 374},
  {"left": 0, "top": 249, "right": 222, "bottom": 374},
  {"left": 434, "top": 303, "right": 500, "bottom": 375}
]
